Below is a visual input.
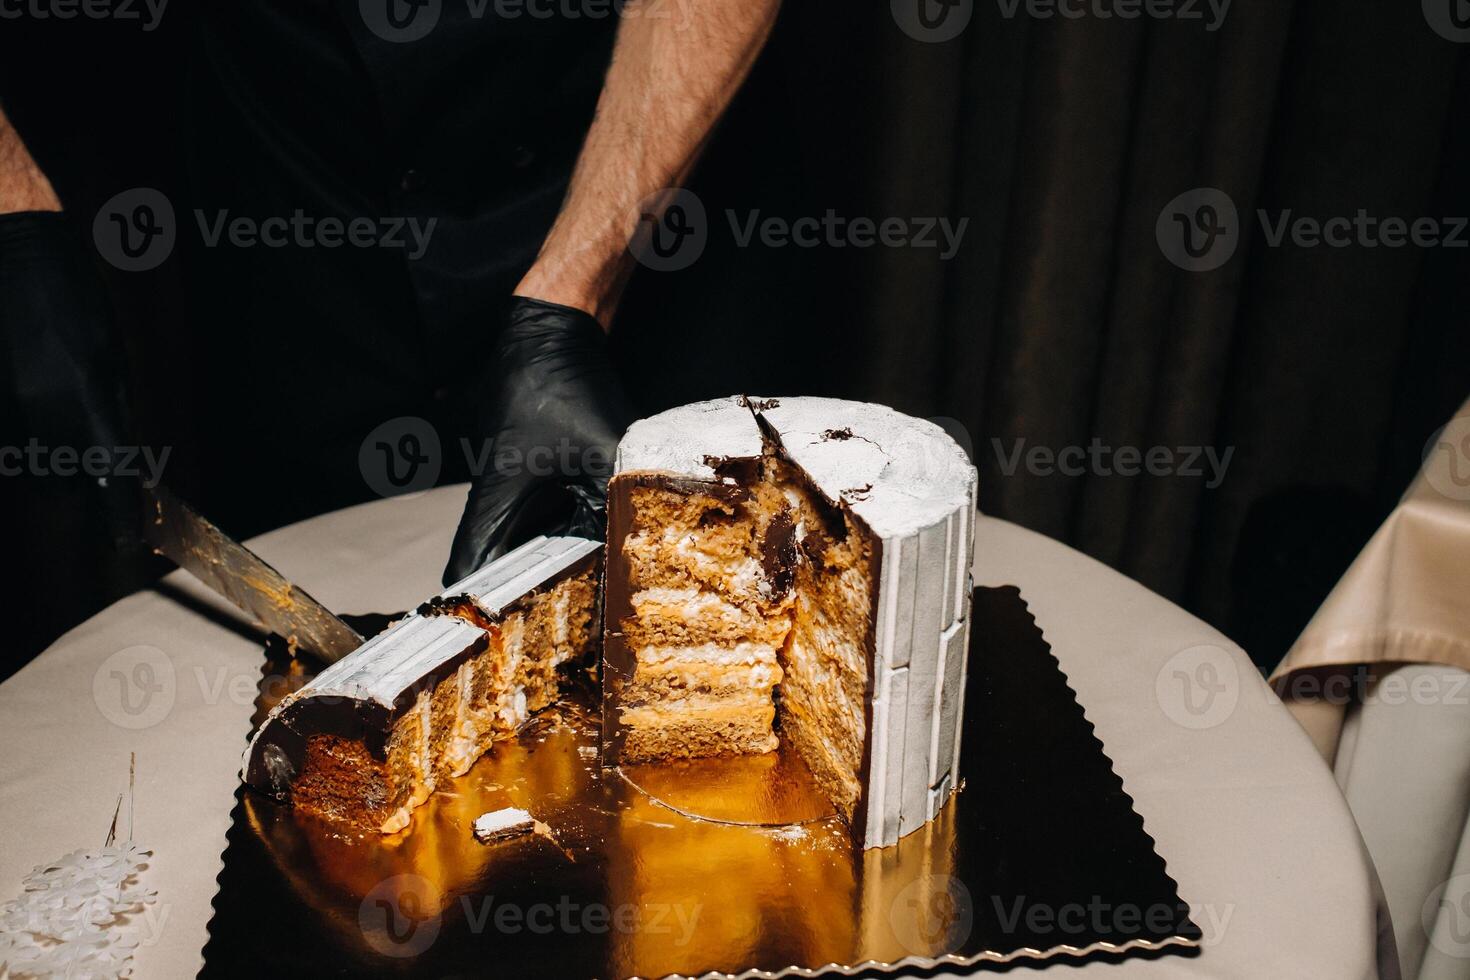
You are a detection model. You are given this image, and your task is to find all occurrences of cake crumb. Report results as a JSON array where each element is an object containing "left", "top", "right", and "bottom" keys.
[
  {"left": 766, "top": 824, "right": 809, "bottom": 842},
  {"left": 473, "top": 808, "right": 573, "bottom": 860},
  {"left": 472, "top": 808, "right": 536, "bottom": 843}
]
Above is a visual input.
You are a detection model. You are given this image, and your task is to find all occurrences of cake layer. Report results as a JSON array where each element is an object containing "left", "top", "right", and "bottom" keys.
[
  {"left": 619, "top": 702, "right": 779, "bottom": 762},
  {"left": 625, "top": 588, "right": 791, "bottom": 647},
  {"left": 290, "top": 735, "right": 404, "bottom": 831},
  {"left": 623, "top": 658, "right": 782, "bottom": 705}
]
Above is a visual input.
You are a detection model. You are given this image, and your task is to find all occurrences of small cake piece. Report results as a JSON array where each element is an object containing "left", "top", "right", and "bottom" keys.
[
  {"left": 242, "top": 536, "right": 601, "bottom": 834},
  {"left": 472, "top": 807, "right": 536, "bottom": 843},
  {"left": 243, "top": 615, "right": 487, "bottom": 833},
  {"left": 602, "top": 397, "right": 976, "bottom": 849}
]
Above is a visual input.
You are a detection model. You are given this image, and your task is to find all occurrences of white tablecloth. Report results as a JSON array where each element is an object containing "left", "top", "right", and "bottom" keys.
[{"left": 0, "top": 486, "right": 1391, "bottom": 978}]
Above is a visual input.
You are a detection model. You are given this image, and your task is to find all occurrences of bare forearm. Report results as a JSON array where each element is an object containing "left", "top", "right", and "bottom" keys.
[
  {"left": 516, "top": 0, "right": 780, "bottom": 327},
  {"left": 0, "top": 104, "right": 61, "bottom": 213}
]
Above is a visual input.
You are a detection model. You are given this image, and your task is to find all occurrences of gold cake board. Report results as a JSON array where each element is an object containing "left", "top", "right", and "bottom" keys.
[{"left": 205, "top": 588, "right": 1201, "bottom": 978}]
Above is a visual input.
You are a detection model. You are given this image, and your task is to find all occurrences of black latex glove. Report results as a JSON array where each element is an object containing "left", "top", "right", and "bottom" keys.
[
  {"left": 443, "top": 296, "right": 634, "bottom": 586},
  {"left": 0, "top": 211, "right": 142, "bottom": 551}
]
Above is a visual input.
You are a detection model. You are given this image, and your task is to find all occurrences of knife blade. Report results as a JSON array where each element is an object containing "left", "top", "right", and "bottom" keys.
[{"left": 143, "top": 484, "right": 364, "bottom": 663}]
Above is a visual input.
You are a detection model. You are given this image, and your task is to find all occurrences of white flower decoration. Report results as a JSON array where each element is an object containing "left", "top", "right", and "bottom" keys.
[
  {"left": 0, "top": 843, "right": 156, "bottom": 979},
  {"left": 1, "top": 755, "right": 155, "bottom": 978}
]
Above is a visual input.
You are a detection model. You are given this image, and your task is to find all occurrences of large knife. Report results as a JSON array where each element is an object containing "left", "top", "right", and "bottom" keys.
[{"left": 143, "top": 484, "right": 364, "bottom": 663}]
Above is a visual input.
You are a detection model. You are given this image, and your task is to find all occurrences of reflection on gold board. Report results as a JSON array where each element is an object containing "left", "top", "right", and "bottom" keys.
[{"left": 244, "top": 683, "right": 968, "bottom": 977}]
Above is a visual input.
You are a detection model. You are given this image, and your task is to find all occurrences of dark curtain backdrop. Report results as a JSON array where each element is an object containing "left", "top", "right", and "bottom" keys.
[
  {"left": 2, "top": 0, "right": 1467, "bottom": 672},
  {"left": 619, "top": 0, "right": 1470, "bottom": 667}
]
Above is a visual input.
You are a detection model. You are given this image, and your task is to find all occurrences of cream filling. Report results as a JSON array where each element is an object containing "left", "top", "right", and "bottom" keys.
[
  {"left": 630, "top": 660, "right": 783, "bottom": 693},
  {"left": 622, "top": 696, "right": 777, "bottom": 723},
  {"left": 444, "top": 660, "right": 481, "bottom": 773},
  {"left": 497, "top": 616, "right": 526, "bottom": 685},
  {"left": 627, "top": 529, "right": 771, "bottom": 600},
  {"left": 671, "top": 534, "right": 771, "bottom": 598},
  {"left": 635, "top": 641, "right": 780, "bottom": 667},
  {"left": 550, "top": 586, "right": 574, "bottom": 665},
  {"left": 631, "top": 586, "right": 756, "bottom": 621},
  {"left": 498, "top": 687, "right": 530, "bottom": 728}
]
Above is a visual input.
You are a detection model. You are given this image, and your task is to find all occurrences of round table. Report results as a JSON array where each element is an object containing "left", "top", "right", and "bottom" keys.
[{"left": 0, "top": 486, "right": 1390, "bottom": 978}]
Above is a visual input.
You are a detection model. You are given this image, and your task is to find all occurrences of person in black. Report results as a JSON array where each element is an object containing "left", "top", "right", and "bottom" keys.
[{"left": 0, "top": 0, "right": 780, "bottom": 586}]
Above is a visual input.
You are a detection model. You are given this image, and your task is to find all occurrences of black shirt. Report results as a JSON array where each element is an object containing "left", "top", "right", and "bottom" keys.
[{"left": 183, "top": 0, "right": 617, "bottom": 521}]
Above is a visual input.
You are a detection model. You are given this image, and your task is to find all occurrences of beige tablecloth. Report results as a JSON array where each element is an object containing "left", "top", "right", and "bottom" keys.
[
  {"left": 0, "top": 487, "right": 1390, "bottom": 978},
  {"left": 1270, "top": 395, "right": 1470, "bottom": 979}
]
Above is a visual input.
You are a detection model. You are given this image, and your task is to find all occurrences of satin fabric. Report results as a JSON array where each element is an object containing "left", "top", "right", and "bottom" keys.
[
  {"left": 1273, "top": 394, "right": 1470, "bottom": 980},
  {"left": 1272, "top": 394, "right": 1470, "bottom": 746}
]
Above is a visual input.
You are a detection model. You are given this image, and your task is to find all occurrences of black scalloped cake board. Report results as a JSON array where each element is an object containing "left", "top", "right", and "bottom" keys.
[{"left": 200, "top": 587, "right": 1200, "bottom": 978}]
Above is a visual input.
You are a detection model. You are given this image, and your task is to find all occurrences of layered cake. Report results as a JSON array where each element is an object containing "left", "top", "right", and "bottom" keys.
[
  {"left": 242, "top": 536, "right": 600, "bottom": 833},
  {"left": 602, "top": 396, "right": 977, "bottom": 848}
]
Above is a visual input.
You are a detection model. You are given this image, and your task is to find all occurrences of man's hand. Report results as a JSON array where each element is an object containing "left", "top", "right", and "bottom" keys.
[
  {"left": 446, "top": 0, "right": 780, "bottom": 579},
  {"left": 513, "top": 0, "right": 782, "bottom": 328},
  {"left": 443, "top": 297, "right": 634, "bottom": 586}
]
